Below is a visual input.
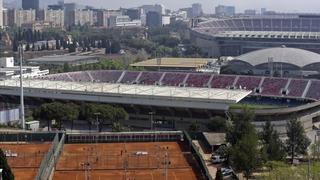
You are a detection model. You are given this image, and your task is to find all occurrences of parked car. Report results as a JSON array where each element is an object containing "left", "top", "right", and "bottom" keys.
[
  {"left": 221, "top": 167, "right": 237, "bottom": 179},
  {"left": 211, "top": 154, "right": 227, "bottom": 164}
]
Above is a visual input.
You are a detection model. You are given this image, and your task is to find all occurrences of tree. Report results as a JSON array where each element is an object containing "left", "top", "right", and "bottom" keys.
[
  {"left": 228, "top": 107, "right": 261, "bottom": 178},
  {"left": 25, "top": 43, "right": 30, "bottom": 51},
  {"left": 56, "top": 39, "right": 60, "bottom": 50},
  {"left": 46, "top": 40, "right": 49, "bottom": 50},
  {"left": 286, "top": 118, "right": 311, "bottom": 164},
  {"left": 112, "top": 121, "right": 122, "bottom": 132},
  {"left": 227, "top": 107, "right": 256, "bottom": 145},
  {"left": 61, "top": 103, "right": 79, "bottom": 131},
  {"left": 230, "top": 133, "right": 260, "bottom": 179},
  {"left": 113, "top": 107, "right": 128, "bottom": 126},
  {"left": 105, "top": 40, "right": 111, "bottom": 54},
  {"left": 208, "top": 116, "right": 227, "bottom": 132},
  {"left": 311, "top": 140, "right": 320, "bottom": 160},
  {"left": 261, "top": 120, "right": 286, "bottom": 161},
  {"left": 80, "top": 104, "right": 127, "bottom": 132},
  {"left": 63, "top": 63, "right": 71, "bottom": 72},
  {"left": 68, "top": 43, "right": 76, "bottom": 53},
  {"left": 189, "top": 122, "right": 200, "bottom": 132},
  {"left": 39, "top": 102, "right": 79, "bottom": 131},
  {"left": 25, "top": 110, "right": 34, "bottom": 122},
  {"left": 135, "top": 49, "right": 149, "bottom": 62},
  {"left": 111, "top": 41, "right": 121, "bottom": 54},
  {"left": 215, "top": 168, "right": 223, "bottom": 180},
  {"left": 0, "top": 149, "right": 14, "bottom": 180}
]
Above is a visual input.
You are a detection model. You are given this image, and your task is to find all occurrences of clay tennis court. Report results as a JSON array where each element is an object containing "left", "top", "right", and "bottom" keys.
[
  {"left": 54, "top": 142, "right": 204, "bottom": 180},
  {"left": 0, "top": 143, "right": 51, "bottom": 180}
]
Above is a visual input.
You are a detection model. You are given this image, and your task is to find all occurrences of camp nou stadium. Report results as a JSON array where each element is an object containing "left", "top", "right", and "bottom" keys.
[{"left": 191, "top": 15, "right": 320, "bottom": 57}]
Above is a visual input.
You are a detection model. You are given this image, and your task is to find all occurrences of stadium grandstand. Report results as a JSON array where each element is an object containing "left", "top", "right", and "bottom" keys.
[
  {"left": 36, "top": 70, "right": 320, "bottom": 101},
  {"left": 191, "top": 15, "right": 320, "bottom": 57},
  {"left": 0, "top": 70, "right": 319, "bottom": 134},
  {"left": 228, "top": 47, "right": 320, "bottom": 77}
]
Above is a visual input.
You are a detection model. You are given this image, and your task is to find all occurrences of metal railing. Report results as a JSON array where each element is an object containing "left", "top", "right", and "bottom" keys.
[
  {"left": 184, "top": 131, "right": 214, "bottom": 180},
  {"left": 35, "top": 133, "right": 65, "bottom": 180},
  {"left": 0, "top": 79, "right": 250, "bottom": 103}
]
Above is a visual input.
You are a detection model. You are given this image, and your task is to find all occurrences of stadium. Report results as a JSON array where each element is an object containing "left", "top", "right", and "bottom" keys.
[
  {"left": 0, "top": 70, "right": 319, "bottom": 134},
  {"left": 191, "top": 15, "right": 320, "bottom": 57}
]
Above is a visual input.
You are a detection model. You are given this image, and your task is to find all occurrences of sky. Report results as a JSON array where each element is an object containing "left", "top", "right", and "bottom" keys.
[{"left": 64, "top": 0, "right": 320, "bottom": 14}]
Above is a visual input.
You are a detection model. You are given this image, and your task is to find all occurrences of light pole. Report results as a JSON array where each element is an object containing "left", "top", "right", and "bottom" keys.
[
  {"left": 149, "top": 112, "right": 154, "bottom": 130},
  {"left": 94, "top": 112, "right": 101, "bottom": 144},
  {"left": 94, "top": 112, "right": 101, "bottom": 132},
  {"left": 18, "top": 44, "right": 25, "bottom": 130}
]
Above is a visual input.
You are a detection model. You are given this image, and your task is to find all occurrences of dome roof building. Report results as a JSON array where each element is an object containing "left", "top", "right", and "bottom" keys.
[{"left": 228, "top": 47, "right": 320, "bottom": 77}]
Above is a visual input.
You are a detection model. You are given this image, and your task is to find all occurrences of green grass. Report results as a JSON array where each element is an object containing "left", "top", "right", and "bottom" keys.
[
  {"left": 256, "top": 161, "right": 320, "bottom": 180},
  {"left": 229, "top": 103, "right": 279, "bottom": 110}
]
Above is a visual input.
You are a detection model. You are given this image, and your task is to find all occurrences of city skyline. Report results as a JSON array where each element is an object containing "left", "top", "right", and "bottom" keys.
[
  {"left": 3, "top": 0, "right": 320, "bottom": 14},
  {"left": 63, "top": 0, "right": 320, "bottom": 13}
]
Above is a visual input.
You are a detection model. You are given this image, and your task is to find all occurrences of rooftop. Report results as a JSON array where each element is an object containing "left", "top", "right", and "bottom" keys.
[
  {"left": 0, "top": 79, "right": 251, "bottom": 104},
  {"left": 26, "top": 54, "right": 98, "bottom": 64},
  {"left": 202, "top": 132, "right": 226, "bottom": 146},
  {"left": 130, "top": 58, "right": 213, "bottom": 68},
  {"left": 234, "top": 47, "right": 320, "bottom": 67}
]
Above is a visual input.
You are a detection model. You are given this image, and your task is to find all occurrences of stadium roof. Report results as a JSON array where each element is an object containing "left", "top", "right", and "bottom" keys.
[
  {"left": 130, "top": 58, "right": 212, "bottom": 68},
  {"left": 192, "top": 17, "right": 320, "bottom": 40},
  {"left": 234, "top": 47, "right": 320, "bottom": 67},
  {"left": 0, "top": 79, "right": 251, "bottom": 104},
  {"left": 26, "top": 54, "right": 98, "bottom": 65},
  {"left": 214, "top": 31, "right": 320, "bottom": 40}
]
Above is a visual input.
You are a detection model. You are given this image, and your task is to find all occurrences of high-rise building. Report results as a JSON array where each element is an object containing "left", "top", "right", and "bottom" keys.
[
  {"left": 179, "top": 7, "right": 193, "bottom": 18},
  {"left": 215, "top": 5, "right": 235, "bottom": 17},
  {"left": 109, "top": 15, "right": 141, "bottom": 27},
  {"left": 74, "top": 9, "right": 93, "bottom": 26},
  {"left": 12, "top": 9, "right": 36, "bottom": 27},
  {"left": 96, "top": 9, "right": 122, "bottom": 27},
  {"left": 48, "top": 4, "right": 64, "bottom": 10},
  {"left": 0, "top": 0, "right": 3, "bottom": 27},
  {"left": 22, "top": 0, "right": 39, "bottom": 10},
  {"left": 161, "top": 15, "right": 170, "bottom": 26},
  {"left": 2, "top": 8, "right": 8, "bottom": 27},
  {"left": 146, "top": 11, "right": 161, "bottom": 28},
  {"left": 44, "top": 9, "right": 64, "bottom": 28},
  {"left": 140, "top": 4, "right": 165, "bottom": 15},
  {"left": 140, "top": 4, "right": 165, "bottom": 25},
  {"left": 125, "top": 8, "right": 141, "bottom": 20},
  {"left": 192, "top": 3, "right": 203, "bottom": 18},
  {"left": 64, "top": 3, "right": 78, "bottom": 27}
]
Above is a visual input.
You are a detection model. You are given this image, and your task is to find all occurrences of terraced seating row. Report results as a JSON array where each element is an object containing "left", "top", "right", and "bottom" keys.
[
  {"left": 40, "top": 70, "right": 320, "bottom": 100},
  {"left": 261, "top": 78, "right": 288, "bottom": 95},
  {"left": 197, "top": 18, "right": 320, "bottom": 32}
]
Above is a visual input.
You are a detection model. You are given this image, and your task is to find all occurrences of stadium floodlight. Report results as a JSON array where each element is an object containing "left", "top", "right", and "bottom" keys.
[{"left": 18, "top": 44, "right": 25, "bottom": 130}]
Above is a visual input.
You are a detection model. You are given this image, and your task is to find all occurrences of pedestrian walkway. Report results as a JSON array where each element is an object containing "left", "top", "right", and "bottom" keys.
[{"left": 192, "top": 140, "right": 217, "bottom": 179}]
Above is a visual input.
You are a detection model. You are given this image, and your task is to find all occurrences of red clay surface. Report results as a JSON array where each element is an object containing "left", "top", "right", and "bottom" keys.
[
  {"left": 54, "top": 142, "right": 204, "bottom": 180},
  {"left": 0, "top": 143, "right": 51, "bottom": 180}
]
